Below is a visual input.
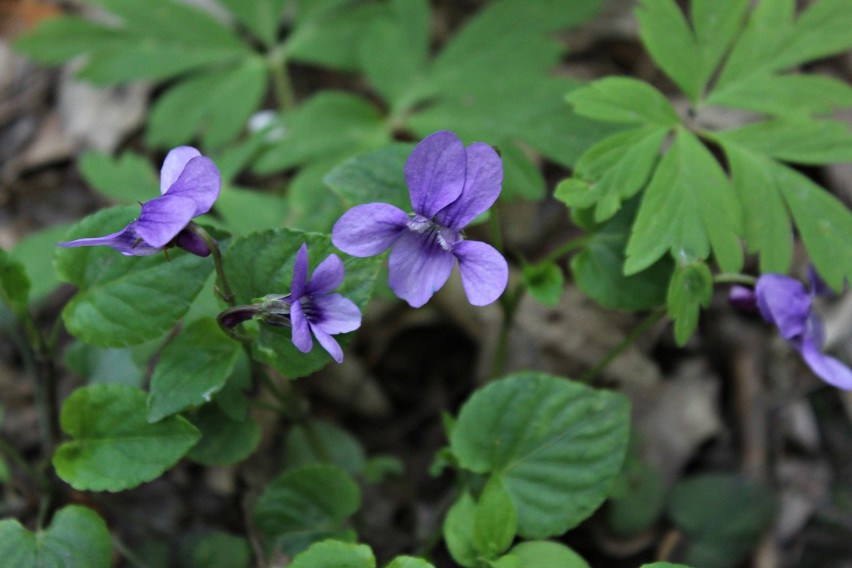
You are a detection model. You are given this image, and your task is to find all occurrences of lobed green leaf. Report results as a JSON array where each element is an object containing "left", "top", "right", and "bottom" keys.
[
  {"left": 667, "top": 260, "right": 713, "bottom": 346},
  {"left": 79, "top": 151, "right": 159, "bottom": 203},
  {"left": 0, "top": 249, "right": 30, "bottom": 319},
  {"left": 566, "top": 78, "right": 679, "bottom": 127}
]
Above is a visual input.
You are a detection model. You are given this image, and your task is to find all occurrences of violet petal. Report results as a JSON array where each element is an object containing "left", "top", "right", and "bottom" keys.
[
  {"left": 728, "top": 285, "right": 758, "bottom": 312},
  {"left": 436, "top": 142, "right": 503, "bottom": 230},
  {"left": 135, "top": 195, "right": 198, "bottom": 248},
  {"left": 755, "top": 274, "right": 811, "bottom": 340},
  {"left": 312, "top": 294, "right": 361, "bottom": 334},
  {"left": 165, "top": 155, "right": 221, "bottom": 216},
  {"left": 332, "top": 203, "right": 408, "bottom": 257},
  {"left": 799, "top": 333, "right": 852, "bottom": 390},
  {"left": 405, "top": 131, "right": 467, "bottom": 218},
  {"left": 289, "top": 301, "right": 313, "bottom": 353},
  {"left": 57, "top": 222, "right": 160, "bottom": 256},
  {"left": 160, "top": 146, "right": 201, "bottom": 194},
  {"left": 291, "top": 244, "right": 309, "bottom": 301},
  {"left": 311, "top": 326, "right": 344, "bottom": 363},
  {"left": 306, "top": 254, "right": 344, "bottom": 296},
  {"left": 453, "top": 240, "right": 508, "bottom": 306},
  {"left": 388, "top": 229, "right": 455, "bottom": 308}
]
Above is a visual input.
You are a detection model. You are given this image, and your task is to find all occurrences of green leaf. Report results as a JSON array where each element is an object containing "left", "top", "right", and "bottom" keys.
[
  {"left": 499, "top": 142, "right": 547, "bottom": 201},
  {"left": 253, "top": 92, "right": 389, "bottom": 174},
  {"left": 624, "top": 129, "right": 742, "bottom": 275},
  {"left": 443, "top": 492, "right": 478, "bottom": 568},
  {"left": 506, "top": 541, "right": 590, "bottom": 568},
  {"left": 324, "top": 144, "right": 413, "bottom": 211},
  {"left": 55, "top": 206, "right": 213, "bottom": 347},
  {"left": 0, "top": 249, "right": 30, "bottom": 319},
  {"left": 253, "top": 464, "right": 361, "bottom": 556},
  {"left": 668, "top": 474, "right": 777, "bottom": 568},
  {"left": 555, "top": 125, "right": 668, "bottom": 222},
  {"left": 53, "top": 384, "right": 200, "bottom": 491},
  {"left": 385, "top": 556, "right": 436, "bottom": 568},
  {"left": 286, "top": 1, "right": 385, "bottom": 71},
  {"left": 570, "top": 201, "right": 671, "bottom": 311},
  {"left": 606, "top": 460, "right": 667, "bottom": 537},
  {"left": 715, "top": 118, "right": 852, "bottom": 165},
  {"left": 359, "top": 0, "right": 430, "bottom": 108},
  {"left": 215, "top": 0, "right": 286, "bottom": 47},
  {"left": 186, "top": 403, "right": 261, "bottom": 466},
  {"left": 521, "top": 261, "right": 564, "bottom": 307},
  {"left": 718, "top": 139, "right": 852, "bottom": 289},
  {"left": 667, "top": 261, "right": 712, "bottom": 346},
  {"left": 718, "top": 141, "right": 793, "bottom": 274},
  {"left": 706, "top": 73, "right": 852, "bottom": 116},
  {"left": 11, "top": 222, "right": 72, "bottom": 301},
  {"left": 691, "top": 0, "right": 749, "bottom": 88},
  {"left": 215, "top": 185, "right": 288, "bottom": 237},
  {"left": 290, "top": 540, "right": 375, "bottom": 568},
  {"left": 450, "top": 372, "right": 631, "bottom": 538},
  {"left": 714, "top": 0, "right": 795, "bottom": 90},
  {"left": 78, "top": 151, "right": 159, "bottom": 203},
  {"left": 285, "top": 159, "right": 348, "bottom": 233},
  {"left": 224, "top": 228, "right": 380, "bottom": 378},
  {"left": 473, "top": 476, "right": 518, "bottom": 559},
  {"left": 640, "top": 564, "right": 693, "bottom": 568},
  {"left": 772, "top": 0, "right": 852, "bottom": 70},
  {"left": 635, "top": 0, "right": 702, "bottom": 101},
  {"left": 184, "top": 530, "right": 251, "bottom": 568},
  {"left": 285, "top": 420, "right": 367, "bottom": 477},
  {"left": 774, "top": 163, "right": 852, "bottom": 291},
  {"left": 147, "top": 318, "right": 241, "bottom": 422},
  {"left": 147, "top": 57, "right": 268, "bottom": 149},
  {"left": 13, "top": 16, "right": 124, "bottom": 64},
  {"left": 63, "top": 341, "right": 151, "bottom": 387},
  {"left": 0, "top": 505, "right": 112, "bottom": 568},
  {"left": 566, "top": 78, "right": 679, "bottom": 126}
]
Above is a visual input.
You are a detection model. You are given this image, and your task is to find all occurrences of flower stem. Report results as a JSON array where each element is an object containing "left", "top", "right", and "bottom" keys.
[
  {"left": 490, "top": 283, "right": 525, "bottom": 379},
  {"left": 542, "top": 235, "right": 591, "bottom": 264},
  {"left": 714, "top": 272, "right": 757, "bottom": 286},
  {"left": 579, "top": 307, "right": 666, "bottom": 383},
  {"left": 190, "top": 223, "right": 236, "bottom": 306},
  {"left": 268, "top": 47, "right": 296, "bottom": 112}
]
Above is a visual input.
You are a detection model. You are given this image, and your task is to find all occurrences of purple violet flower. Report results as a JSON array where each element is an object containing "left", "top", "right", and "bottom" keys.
[
  {"left": 733, "top": 274, "right": 852, "bottom": 390},
  {"left": 266, "top": 244, "right": 361, "bottom": 363},
  {"left": 331, "top": 130, "right": 508, "bottom": 308},
  {"left": 58, "top": 147, "right": 220, "bottom": 257}
]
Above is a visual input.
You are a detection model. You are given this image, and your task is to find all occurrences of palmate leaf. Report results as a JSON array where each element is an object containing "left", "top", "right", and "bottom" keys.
[
  {"left": 706, "top": 74, "right": 852, "bottom": 117},
  {"left": 15, "top": 0, "right": 248, "bottom": 85},
  {"left": 0, "top": 505, "right": 112, "bottom": 568},
  {"left": 718, "top": 139, "right": 852, "bottom": 289},
  {"left": 713, "top": 118, "right": 852, "bottom": 165},
  {"left": 565, "top": 78, "right": 679, "bottom": 127},
  {"left": 215, "top": 0, "right": 287, "bottom": 47},
  {"left": 147, "top": 57, "right": 268, "bottom": 149},
  {"left": 667, "top": 260, "right": 713, "bottom": 346},
  {"left": 253, "top": 92, "right": 390, "bottom": 174},
  {"left": 78, "top": 151, "right": 159, "bottom": 203},
  {"left": 224, "top": 228, "right": 380, "bottom": 378},
  {"left": 450, "top": 373, "right": 630, "bottom": 538},
  {"left": 55, "top": 206, "right": 214, "bottom": 347},
  {"left": 624, "top": 129, "right": 743, "bottom": 276}
]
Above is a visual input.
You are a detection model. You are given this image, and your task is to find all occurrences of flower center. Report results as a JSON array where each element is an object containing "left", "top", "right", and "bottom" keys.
[{"left": 406, "top": 215, "right": 459, "bottom": 251}]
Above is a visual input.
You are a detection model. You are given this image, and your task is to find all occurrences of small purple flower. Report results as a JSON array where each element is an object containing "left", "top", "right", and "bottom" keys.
[
  {"left": 331, "top": 130, "right": 508, "bottom": 308},
  {"left": 268, "top": 244, "right": 361, "bottom": 363},
  {"left": 733, "top": 274, "right": 852, "bottom": 390},
  {"left": 58, "top": 147, "right": 220, "bottom": 257}
]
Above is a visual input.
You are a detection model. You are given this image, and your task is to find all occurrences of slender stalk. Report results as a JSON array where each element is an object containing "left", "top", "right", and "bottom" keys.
[
  {"left": 189, "top": 223, "right": 235, "bottom": 305},
  {"left": 714, "top": 272, "right": 757, "bottom": 286},
  {"left": 490, "top": 283, "right": 525, "bottom": 379},
  {"left": 0, "top": 437, "right": 42, "bottom": 484},
  {"left": 112, "top": 535, "right": 151, "bottom": 568},
  {"left": 268, "top": 47, "right": 296, "bottom": 112},
  {"left": 579, "top": 307, "right": 666, "bottom": 383},
  {"left": 542, "top": 235, "right": 591, "bottom": 264}
]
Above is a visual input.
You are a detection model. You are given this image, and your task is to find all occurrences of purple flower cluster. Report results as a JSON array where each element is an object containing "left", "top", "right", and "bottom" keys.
[
  {"left": 733, "top": 273, "right": 852, "bottom": 390},
  {"left": 332, "top": 131, "right": 508, "bottom": 308},
  {"left": 58, "top": 147, "right": 220, "bottom": 257}
]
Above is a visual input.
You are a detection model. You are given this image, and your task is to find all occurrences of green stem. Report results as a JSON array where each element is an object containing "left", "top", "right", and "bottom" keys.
[
  {"left": 579, "top": 307, "right": 666, "bottom": 383},
  {"left": 542, "top": 235, "right": 591, "bottom": 264},
  {"left": 490, "top": 283, "right": 525, "bottom": 379},
  {"left": 112, "top": 535, "right": 151, "bottom": 568},
  {"left": 714, "top": 272, "right": 757, "bottom": 286},
  {"left": 487, "top": 206, "right": 504, "bottom": 256},
  {"left": 268, "top": 47, "right": 295, "bottom": 112},
  {"left": 0, "top": 437, "right": 43, "bottom": 484},
  {"left": 189, "top": 223, "right": 235, "bottom": 306}
]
